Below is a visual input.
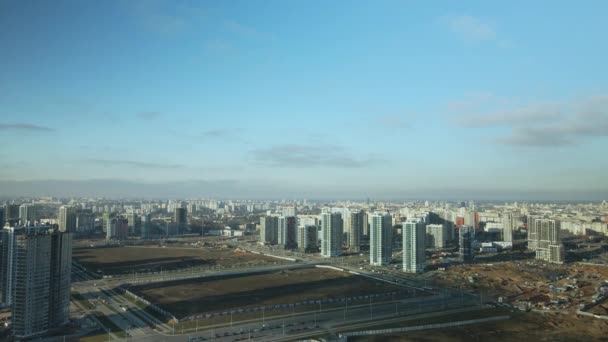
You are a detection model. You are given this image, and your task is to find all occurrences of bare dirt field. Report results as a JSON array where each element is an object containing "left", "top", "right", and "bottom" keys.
[
  {"left": 130, "top": 267, "right": 407, "bottom": 318},
  {"left": 72, "top": 246, "right": 277, "bottom": 275},
  {"left": 353, "top": 309, "right": 608, "bottom": 341}
]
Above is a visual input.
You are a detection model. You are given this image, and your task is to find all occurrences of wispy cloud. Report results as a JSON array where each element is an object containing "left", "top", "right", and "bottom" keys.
[
  {"left": 252, "top": 144, "right": 381, "bottom": 168},
  {"left": 451, "top": 94, "right": 608, "bottom": 147},
  {"left": 84, "top": 158, "right": 183, "bottom": 169},
  {"left": 0, "top": 123, "right": 55, "bottom": 132},
  {"left": 441, "top": 14, "right": 496, "bottom": 42},
  {"left": 136, "top": 112, "right": 161, "bottom": 120}
]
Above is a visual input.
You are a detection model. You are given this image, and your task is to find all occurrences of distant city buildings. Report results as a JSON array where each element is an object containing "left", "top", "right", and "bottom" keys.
[
  {"left": 320, "top": 212, "right": 343, "bottom": 258},
  {"left": 459, "top": 225, "right": 474, "bottom": 263},
  {"left": 0, "top": 226, "right": 72, "bottom": 338},
  {"left": 403, "top": 218, "right": 425, "bottom": 273},
  {"left": 528, "top": 218, "right": 565, "bottom": 264},
  {"left": 369, "top": 213, "right": 393, "bottom": 266}
]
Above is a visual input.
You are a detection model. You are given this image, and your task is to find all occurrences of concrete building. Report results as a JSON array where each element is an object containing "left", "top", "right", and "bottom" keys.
[
  {"left": 126, "top": 212, "right": 137, "bottom": 235},
  {"left": 502, "top": 212, "right": 514, "bottom": 242},
  {"left": 18, "top": 204, "right": 36, "bottom": 226},
  {"left": 528, "top": 218, "right": 565, "bottom": 264},
  {"left": 426, "top": 223, "right": 447, "bottom": 248},
  {"left": 106, "top": 217, "right": 128, "bottom": 240},
  {"left": 277, "top": 216, "right": 287, "bottom": 246},
  {"left": 403, "top": 218, "right": 425, "bottom": 273},
  {"left": 75, "top": 210, "right": 95, "bottom": 233},
  {"left": 141, "top": 213, "right": 151, "bottom": 239},
  {"left": 285, "top": 216, "right": 297, "bottom": 249},
  {"left": 174, "top": 207, "right": 187, "bottom": 233},
  {"left": 320, "top": 212, "right": 343, "bottom": 258},
  {"left": 259, "top": 216, "right": 278, "bottom": 245},
  {"left": 297, "top": 225, "right": 318, "bottom": 252},
  {"left": 58, "top": 206, "right": 76, "bottom": 233},
  {"left": 3, "top": 204, "right": 19, "bottom": 225},
  {"left": 459, "top": 225, "right": 474, "bottom": 263},
  {"left": 370, "top": 213, "right": 393, "bottom": 266},
  {"left": 348, "top": 210, "right": 365, "bottom": 253},
  {"left": 0, "top": 226, "right": 72, "bottom": 338}
]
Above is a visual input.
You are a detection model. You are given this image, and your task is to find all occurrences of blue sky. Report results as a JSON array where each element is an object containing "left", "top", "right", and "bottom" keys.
[{"left": 1, "top": 0, "right": 607, "bottom": 199}]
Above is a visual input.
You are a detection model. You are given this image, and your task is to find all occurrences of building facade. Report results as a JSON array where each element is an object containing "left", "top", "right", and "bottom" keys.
[
  {"left": 0, "top": 226, "right": 72, "bottom": 338},
  {"left": 426, "top": 223, "right": 447, "bottom": 248},
  {"left": 403, "top": 218, "right": 425, "bottom": 273},
  {"left": 320, "top": 212, "right": 343, "bottom": 257},
  {"left": 528, "top": 218, "right": 565, "bottom": 264},
  {"left": 370, "top": 213, "right": 393, "bottom": 266},
  {"left": 459, "top": 225, "right": 474, "bottom": 263}
]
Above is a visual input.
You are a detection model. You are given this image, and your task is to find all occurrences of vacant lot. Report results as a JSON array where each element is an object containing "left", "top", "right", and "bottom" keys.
[
  {"left": 354, "top": 310, "right": 608, "bottom": 341},
  {"left": 130, "top": 267, "right": 406, "bottom": 318},
  {"left": 73, "top": 246, "right": 277, "bottom": 275}
]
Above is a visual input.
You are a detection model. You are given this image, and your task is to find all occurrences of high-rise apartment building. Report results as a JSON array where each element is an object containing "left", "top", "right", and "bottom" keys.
[
  {"left": 259, "top": 216, "right": 278, "bottom": 245},
  {"left": 403, "top": 218, "right": 425, "bottom": 273},
  {"left": 320, "top": 212, "right": 343, "bottom": 257},
  {"left": 126, "top": 212, "right": 137, "bottom": 235},
  {"left": 528, "top": 218, "right": 564, "bottom": 264},
  {"left": 3, "top": 204, "right": 19, "bottom": 225},
  {"left": 426, "top": 224, "right": 447, "bottom": 248},
  {"left": 58, "top": 206, "right": 76, "bottom": 232},
  {"left": 502, "top": 212, "right": 514, "bottom": 242},
  {"left": 459, "top": 225, "right": 474, "bottom": 263},
  {"left": 297, "top": 225, "right": 318, "bottom": 252},
  {"left": 369, "top": 213, "right": 393, "bottom": 266},
  {"left": 348, "top": 210, "right": 365, "bottom": 253},
  {"left": 18, "top": 204, "right": 36, "bottom": 226},
  {"left": 141, "top": 213, "right": 151, "bottom": 239},
  {"left": 0, "top": 226, "right": 72, "bottom": 338},
  {"left": 277, "top": 216, "right": 287, "bottom": 246},
  {"left": 174, "top": 207, "right": 187, "bottom": 233}
]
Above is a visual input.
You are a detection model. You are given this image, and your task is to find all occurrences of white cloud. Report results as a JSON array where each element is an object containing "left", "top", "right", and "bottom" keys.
[{"left": 450, "top": 94, "right": 608, "bottom": 147}]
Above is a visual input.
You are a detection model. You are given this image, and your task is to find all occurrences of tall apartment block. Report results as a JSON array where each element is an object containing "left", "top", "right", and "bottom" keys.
[
  {"left": 259, "top": 215, "right": 278, "bottom": 245},
  {"left": 403, "top": 218, "right": 425, "bottom": 273},
  {"left": 348, "top": 210, "right": 365, "bottom": 253},
  {"left": 58, "top": 206, "right": 76, "bottom": 232},
  {"left": 459, "top": 225, "right": 474, "bottom": 263},
  {"left": 0, "top": 226, "right": 72, "bottom": 338},
  {"left": 528, "top": 218, "right": 565, "bottom": 264},
  {"left": 174, "top": 207, "right": 187, "bottom": 233},
  {"left": 426, "top": 223, "right": 447, "bottom": 248},
  {"left": 369, "top": 213, "right": 393, "bottom": 266},
  {"left": 320, "top": 212, "right": 343, "bottom": 257},
  {"left": 297, "top": 225, "right": 318, "bottom": 252}
]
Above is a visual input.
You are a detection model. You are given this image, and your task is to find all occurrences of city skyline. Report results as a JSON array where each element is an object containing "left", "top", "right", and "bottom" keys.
[{"left": 1, "top": 1, "right": 608, "bottom": 199}]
